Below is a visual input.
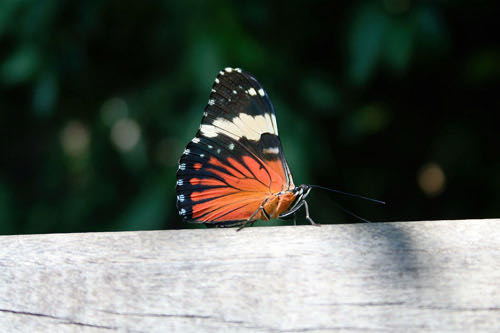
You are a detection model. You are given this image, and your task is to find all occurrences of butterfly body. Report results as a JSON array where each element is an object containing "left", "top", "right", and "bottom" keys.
[{"left": 176, "top": 67, "right": 312, "bottom": 227}]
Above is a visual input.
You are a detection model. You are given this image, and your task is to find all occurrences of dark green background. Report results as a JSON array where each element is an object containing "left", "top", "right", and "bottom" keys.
[{"left": 1, "top": 1, "right": 498, "bottom": 234}]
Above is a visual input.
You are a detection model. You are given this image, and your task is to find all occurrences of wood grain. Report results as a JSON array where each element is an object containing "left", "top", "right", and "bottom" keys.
[{"left": 0, "top": 219, "right": 499, "bottom": 332}]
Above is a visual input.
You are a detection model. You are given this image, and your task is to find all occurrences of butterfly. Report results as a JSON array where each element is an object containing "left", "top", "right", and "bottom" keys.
[{"left": 176, "top": 67, "right": 316, "bottom": 228}]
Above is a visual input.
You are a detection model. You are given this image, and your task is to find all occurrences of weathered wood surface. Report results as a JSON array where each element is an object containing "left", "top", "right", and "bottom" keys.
[{"left": 0, "top": 219, "right": 499, "bottom": 332}]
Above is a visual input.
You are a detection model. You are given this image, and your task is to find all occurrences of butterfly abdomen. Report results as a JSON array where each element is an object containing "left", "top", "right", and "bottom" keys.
[{"left": 261, "top": 192, "right": 297, "bottom": 220}]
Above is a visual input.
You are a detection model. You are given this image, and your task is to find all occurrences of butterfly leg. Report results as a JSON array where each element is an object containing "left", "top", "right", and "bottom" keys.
[
  {"left": 237, "top": 199, "right": 269, "bottom": 231},
  {"left": 303, "top": 200, "right": 320, "bottom": 227},
  {"left": 236, "top": 220, "right": 253, "bottom": 231},
  {"left": 237, "top": 208, "right": 262, "bottom": 231}
]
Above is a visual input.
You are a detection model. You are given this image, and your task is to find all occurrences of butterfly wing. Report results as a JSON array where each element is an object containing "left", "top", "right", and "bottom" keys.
[{"left": 176, "top": 67, "right": 295, "bottom": 225}]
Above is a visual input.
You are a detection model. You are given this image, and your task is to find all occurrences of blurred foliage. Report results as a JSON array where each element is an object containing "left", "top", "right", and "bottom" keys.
[{"left": 0, "top": 0, "right": 499, "bottom": 234}]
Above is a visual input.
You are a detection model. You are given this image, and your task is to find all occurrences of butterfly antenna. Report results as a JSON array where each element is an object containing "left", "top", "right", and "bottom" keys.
[
  {"left": 331, "top": 201, "right": 372, "bottom": 223},
  {"left": 309, "top": 185, "right": 386, "bottom": 205}
]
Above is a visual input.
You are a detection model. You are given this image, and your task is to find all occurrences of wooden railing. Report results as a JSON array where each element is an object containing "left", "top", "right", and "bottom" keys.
[{"left": 0, "top": 219, "right": 499, "bottom": 332}]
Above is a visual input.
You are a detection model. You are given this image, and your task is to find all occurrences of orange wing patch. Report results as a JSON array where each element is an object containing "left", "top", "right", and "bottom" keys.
[{"left": 188, "top": 155, "right": 290, "bottom": 222}]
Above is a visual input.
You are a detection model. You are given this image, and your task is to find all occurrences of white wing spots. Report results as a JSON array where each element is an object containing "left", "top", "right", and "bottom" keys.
[
  {"left": 192, "top": 137, "right": 200, "bottom": 143},
  {"left": 247, "top": 88, "right": 257, "bottom": 96},
  {"left": 203, "top": 111, "right": 208, "bottom": 117},
  {"left": 179, "top": 208, "right": 186, "bottom": 215},
  {"left": 215, "top": 78, "right": 219, "bottom": 84},
  {"left": 235, "top": 68, "right": 242, "bottom": 73},
  {"left": 179, "top": 163, "right": 186, "bottom": 171},
  {"left": 219, "top": 71, "right": 224, "bottom": 75},
  {"left": 241, "top": 113, "right": 276, "bottom": 136},
  {"left": 258, "top": 88, "right": 265, "bottom": 96},
  {"left": 232, "top": 90, "right": 237, "bottom": 94},
  {"left": 228, "top": 143, "right": 235, "bottom": 150},
  {"left": 177, "top": 194, "right": 185, "bottom": 202},
  {"left": 239, "top": 113, "right": 268, "bottom": 137},
  {"left": 201, "top": 112, "right": 277, "bottom": 141},
  {"left": 208, "top": 99, "right": 215, "bottom": 106},
  {"left": 271, "top": 114, "right": 279, "bottom": 135},
  {"left": 217, "top": 148, "right": 221, "bottom": 154},
  {"left": 200, "top": 154, "right": 205, "bottom": 158},
  {"left": 208, "top": 145, "right": 213, "bottom": 149},
  {"left": 211, "top": 89, "right": 216, "bottom": 93},
  {"left": 262, "top": 147, "right": 280, "bottom": 154},
  {"left": 183, "top": 148, "right": 190, "bottom": 155},
  {"left": 264, "top": 113, "right": 274, "bottom": 134},
  {"left": 200, "top": 124, "right": 223, "bottom": 138},
  {"left": 216, "top": 117, "right": 251, "bottom": 140},
  {"left": 201, "top": 119, "right": 239, "bottom": 141},
  {"left": 177, "top": 179, "right": 183, "bottom": 186},
  {"left": 225, "top": 67, "right": 233, "bottom": 73}
]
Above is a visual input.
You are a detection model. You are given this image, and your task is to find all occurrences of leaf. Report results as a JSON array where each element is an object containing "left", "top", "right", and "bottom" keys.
[
  {"left": 348, "top": 3, "right": 389, "bottom": 85},
  {"left": 1, "top": 44, "right": 40, "bottom": 85},
  {"left": 301, "top": 77, "right": 341, "bottom": 112},
  {"left": 116, "top": 177, "right": 170, "bottom": 231},
  {"left": 32, "top": 71, "right": 58, "bottom": 117},
  {"left": 384, "top": 19, "right": 414, "bottom": 73}
]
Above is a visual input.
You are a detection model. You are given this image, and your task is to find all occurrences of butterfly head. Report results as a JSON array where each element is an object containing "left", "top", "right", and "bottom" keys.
[
  {"left": 292, "top": 184, "right": 312, "bottom": 198},
  {"left": 278, "top": 184, "right": 312, "bottom": 219}
]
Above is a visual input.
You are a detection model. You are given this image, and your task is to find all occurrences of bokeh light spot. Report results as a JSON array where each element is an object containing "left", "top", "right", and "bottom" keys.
[
  {"left": 111, "top": 118, "right": 141, "bottom": 152},
  {"left": 60, "top": 121, "right": 90, "bottom": 156},
  {"left": 101, "top": 97, "right": 128, "bottom": 126},
  {"left": 418, "top": 162, "right": 446, "bottom": 197}
]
